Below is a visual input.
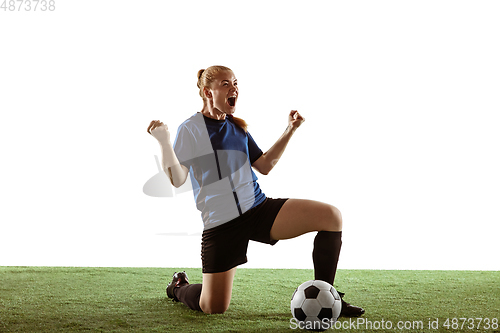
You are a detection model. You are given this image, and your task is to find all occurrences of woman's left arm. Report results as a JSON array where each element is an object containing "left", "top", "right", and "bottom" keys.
[{"left": 252, "top": 110, "right": 305, "bottom": 175}]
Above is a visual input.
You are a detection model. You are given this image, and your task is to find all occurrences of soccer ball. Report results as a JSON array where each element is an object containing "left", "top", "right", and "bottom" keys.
[{"left": 291, "top": 280, "right": 342, "bottom": 331}]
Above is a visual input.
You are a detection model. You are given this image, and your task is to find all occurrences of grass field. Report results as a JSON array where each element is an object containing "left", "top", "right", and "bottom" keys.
[{"left": 0, "top": 267, "right": 498, "bottom": 332}]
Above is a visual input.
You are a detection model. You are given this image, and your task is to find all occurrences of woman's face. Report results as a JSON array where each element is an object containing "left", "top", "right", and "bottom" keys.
[{"left": 206, "top": 70, "right": 238, "bottom": 115}]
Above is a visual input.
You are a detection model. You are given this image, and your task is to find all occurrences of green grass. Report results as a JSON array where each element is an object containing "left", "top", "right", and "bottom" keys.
[{"left": 0, "top": 267, "right": 498, "bottom": 332}]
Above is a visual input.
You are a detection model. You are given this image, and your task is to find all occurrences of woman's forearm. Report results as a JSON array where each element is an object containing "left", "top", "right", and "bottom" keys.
[
  {"left": 260, "top": 125, "right": 296, "bottom": 174},
  {"left": 253, "top": 111, "right": 305, "bottom": 175},
  {"left": 159, "top": 142, "right": 188, "bottom": 188}
]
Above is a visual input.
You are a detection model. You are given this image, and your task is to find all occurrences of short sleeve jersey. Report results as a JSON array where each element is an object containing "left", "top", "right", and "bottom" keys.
[{"left": 173, "top": 112, "right": 266, "bottom": 230}]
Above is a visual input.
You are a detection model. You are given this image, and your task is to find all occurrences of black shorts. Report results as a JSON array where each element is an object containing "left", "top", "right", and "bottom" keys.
[{"left": 201, "top": 197, "right": 289, "bottom": 274}]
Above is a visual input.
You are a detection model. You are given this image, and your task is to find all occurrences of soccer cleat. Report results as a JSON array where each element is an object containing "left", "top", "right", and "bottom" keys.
[
  {"left": 338, "top": 291, "right": 365, "bottom": 317},
  {"left": 166, "top": 271, "right": 189, "bottom": 301}
]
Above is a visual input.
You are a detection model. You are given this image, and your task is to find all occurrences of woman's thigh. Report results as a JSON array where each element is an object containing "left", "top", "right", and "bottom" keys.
[
  {"left": 270, "top": 199, "right": 342, "bottom": 241},
  {"left": 199, "top": 267, "right": 237, "bottom": 314}
]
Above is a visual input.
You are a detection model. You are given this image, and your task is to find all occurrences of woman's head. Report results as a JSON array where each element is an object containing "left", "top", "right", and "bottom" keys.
[
  {"left": 197, "top": 65, "right": 238, "bottom": 116},
  {"left": 197, "top": 65, "right": 247, "bottom": 131}
]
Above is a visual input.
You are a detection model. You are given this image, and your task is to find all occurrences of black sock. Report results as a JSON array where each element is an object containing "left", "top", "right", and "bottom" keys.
[
  {"left": 312, "top": 231, "right": 342, "bottom": 285},
  {"left": 173, "top": 284, "right": 202, "bottom": 312}
]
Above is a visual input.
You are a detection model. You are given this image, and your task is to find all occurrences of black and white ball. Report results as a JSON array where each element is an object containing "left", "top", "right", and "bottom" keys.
[{"left": 291, "top": 280, "right": 342, "bottom": 330}]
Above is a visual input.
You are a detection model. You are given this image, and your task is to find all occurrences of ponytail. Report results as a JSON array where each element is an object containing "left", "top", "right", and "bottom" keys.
[{"left": 230, "top": 116, "right": 248, "bottom": 132}]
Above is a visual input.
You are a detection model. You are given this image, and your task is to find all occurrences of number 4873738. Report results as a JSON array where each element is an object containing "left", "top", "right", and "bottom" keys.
[{"left": 443, "top": 318, "right": 498, "bottom": 330}]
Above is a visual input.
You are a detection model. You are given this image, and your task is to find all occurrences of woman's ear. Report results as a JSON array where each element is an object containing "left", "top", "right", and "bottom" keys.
[{"left": 203, "top": 87, "right": 212, "bottom": 99}]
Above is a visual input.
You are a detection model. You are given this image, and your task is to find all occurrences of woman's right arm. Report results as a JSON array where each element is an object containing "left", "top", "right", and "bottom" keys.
[{"left": 147, "top": 120, "right": 189, "bottom": 188}]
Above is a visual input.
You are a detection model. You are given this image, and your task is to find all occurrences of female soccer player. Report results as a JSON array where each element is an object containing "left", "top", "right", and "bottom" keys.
[{"left": 147, "top": 65, "right": 364, "bottom": 317}]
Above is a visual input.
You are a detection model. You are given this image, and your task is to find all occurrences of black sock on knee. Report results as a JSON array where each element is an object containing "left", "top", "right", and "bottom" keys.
[
  {"left": 173, "top": 284, "right": 202, "bottom": 312},
  {"left": 312, "top": 231, "right": 342, "bottom": 285}
]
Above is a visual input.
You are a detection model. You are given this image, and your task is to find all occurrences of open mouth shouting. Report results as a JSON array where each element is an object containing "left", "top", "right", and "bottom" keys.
[{"left": 227, "top": 95, "right": 237, "bottom": 108}]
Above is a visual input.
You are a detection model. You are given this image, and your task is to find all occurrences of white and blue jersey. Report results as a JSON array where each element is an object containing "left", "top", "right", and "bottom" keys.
[{"left": 173, "top": 112, "right": 266, "bottom": 230}]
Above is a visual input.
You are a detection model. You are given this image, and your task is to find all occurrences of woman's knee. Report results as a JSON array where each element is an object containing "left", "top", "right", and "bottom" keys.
[
  {"left": 323, "top": 205, "right": 342, "bottom": 231},
  {"left": 200, "top": 298, "right": 231, "bottom": 314}
]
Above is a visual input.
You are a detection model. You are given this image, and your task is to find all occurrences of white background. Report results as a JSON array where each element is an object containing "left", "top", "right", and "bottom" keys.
[{"left": 1, "top": 0, "right": 499, "bottom": 270}]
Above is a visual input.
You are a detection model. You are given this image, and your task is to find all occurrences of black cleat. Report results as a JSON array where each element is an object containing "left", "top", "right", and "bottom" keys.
[
  {"left": 338, "top": 291, "right": 365, "bottom": 317},
  {"left": 166, "top": 271, "right": 189, "bottom": 301}
]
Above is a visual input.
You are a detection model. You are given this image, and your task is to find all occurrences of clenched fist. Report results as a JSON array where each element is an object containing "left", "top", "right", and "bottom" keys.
[
  {"left": 147, "top": 120, "right": 171, "bottom": 145},
  {"left": 288, "top": 110, "right": 305, "bottom": 131}
]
